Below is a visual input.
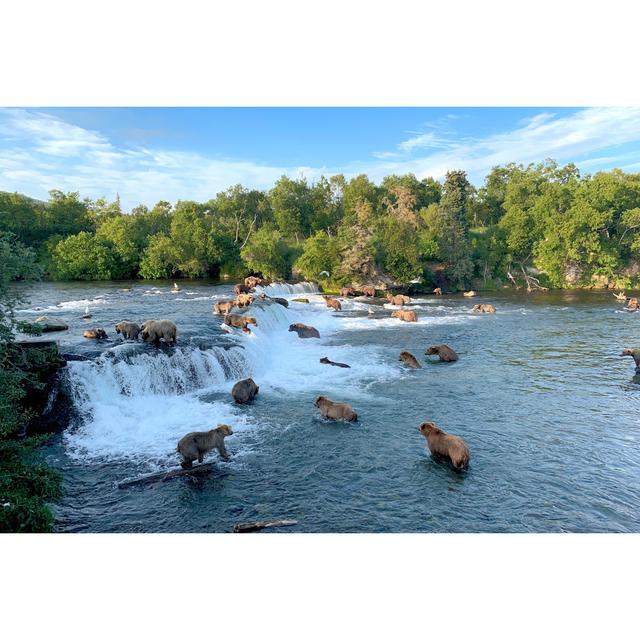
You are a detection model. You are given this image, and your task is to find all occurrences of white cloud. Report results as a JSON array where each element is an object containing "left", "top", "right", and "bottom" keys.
[{"left": 2, "top": 107, "right": 640, "bottom": 210}]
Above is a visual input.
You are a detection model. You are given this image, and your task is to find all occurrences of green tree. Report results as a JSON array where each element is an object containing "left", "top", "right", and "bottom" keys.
[
  {"left": 0, "top": 233, "right": 62, "bottom": 532},
  {"left": 295, "top": 231, "right": 341, "bottom": 280},
  {"left": 139, "top": 234, "right": 180, "bottom": 279},
  {"left": 240, "top": 227, "right": 286, "bottom": 279},
  {"left": 50, "top": 231, "right": 116, "bottom": 280}
]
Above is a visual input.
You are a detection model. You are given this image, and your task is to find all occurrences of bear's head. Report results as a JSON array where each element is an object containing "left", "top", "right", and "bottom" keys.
[
  {"left": 425, "top": 346, "right": 439, "bottom": 356},
  {"left": 419, "top": 421, "right": 441, "bottom": 436},
  {"left": 314, "top": 396, "right": 326, "bottom": 407},
  {"left": 216, "top": 424, "right": 233, "bottom": 436},
  {"left": 115, "top": 323, "right": 122, "bottom": 333},
  {"left": 247, "top": 317, "right": 257, "bottom": 326}
]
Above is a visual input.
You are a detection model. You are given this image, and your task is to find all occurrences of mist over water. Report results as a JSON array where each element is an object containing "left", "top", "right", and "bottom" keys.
[{"left": 19, "top": 279, "right": 640, "bottom": 532}]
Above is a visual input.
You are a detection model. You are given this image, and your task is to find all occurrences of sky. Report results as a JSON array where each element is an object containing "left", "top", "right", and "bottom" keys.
[{"left": 2, "top": 107, "right": 640, "bottom": 210}]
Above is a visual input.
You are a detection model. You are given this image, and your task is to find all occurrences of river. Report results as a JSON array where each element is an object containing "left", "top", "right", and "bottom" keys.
[{"left": 15, "top": 280, "right": 640, "bottom": 532}]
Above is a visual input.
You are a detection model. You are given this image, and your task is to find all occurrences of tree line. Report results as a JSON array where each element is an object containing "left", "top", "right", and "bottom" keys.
[{"left": 2, "top": 160, "right": 640, "bottom": 290}]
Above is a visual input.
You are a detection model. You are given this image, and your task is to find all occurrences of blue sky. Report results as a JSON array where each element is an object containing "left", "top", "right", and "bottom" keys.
[{"left": 2, "top": 107, "right": 640, "bottom": 209}]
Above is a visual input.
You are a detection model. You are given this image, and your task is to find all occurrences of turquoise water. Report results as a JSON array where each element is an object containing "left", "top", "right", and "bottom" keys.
[{"left": 18, "top": 280, "right": 640, "bottom": 532}]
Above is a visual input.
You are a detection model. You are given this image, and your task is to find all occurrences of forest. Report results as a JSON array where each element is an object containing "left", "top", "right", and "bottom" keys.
[{"left": 2, "top": 159, "right": 640, "bottom": 291}]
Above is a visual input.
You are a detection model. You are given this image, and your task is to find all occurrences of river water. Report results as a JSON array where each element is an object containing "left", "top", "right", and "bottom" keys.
[{"left": 15, "top": 280, "right": 640, "bottom": 532}]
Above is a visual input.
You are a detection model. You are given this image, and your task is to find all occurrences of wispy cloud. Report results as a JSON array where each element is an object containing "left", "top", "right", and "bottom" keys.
[
  {"left": 2, "top": 107, "right": 640, "bottom": 210},
  {"left": 359, "top": 107, "right": 640, "bottom": 183}
]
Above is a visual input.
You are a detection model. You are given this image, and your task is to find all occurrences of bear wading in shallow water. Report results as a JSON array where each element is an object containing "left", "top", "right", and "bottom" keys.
[
  {"left": 419, "top": 421, "right": 470, "bottom": 471},
  {"left": 176, "top": 424, "right": 234, "bottom": 468},
  {"left": 324, "top": 296, "right": 342, "bottom": 311},
  {"left": 391, "top": 309, "right": 417, "bottom": 322},
  {"left": 314, "top": 396, "right": 358, "bottom": 422},
  {"left": 621, "top": 348, "right": 640, "bottom": 373},
  {"left": 231, "top": 378, "right": 259, "bottom": 404}
]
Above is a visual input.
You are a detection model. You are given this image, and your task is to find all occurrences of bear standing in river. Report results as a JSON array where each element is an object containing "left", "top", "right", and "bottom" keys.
[
  {"left": 419, "top": 421, "right": 470, "bottom": 471},
  {"left": 140, "top": 319, "right": 177, "bottom": 343},
  {"left": 399, "top": 351, "right": 421, "bottom": 368},
  {"left": 231, "top": 378, "right": 259, "bottom": 404},
  {"left": 115, "top": 321, "right": 140, "bottom": 340},
  {"left": 621, "top": 348, "right": 640, "bottom": 373},
  {"left": 176, "top": 424, "right": 233, "bottom": 468},
  {"left": 314, "top": 396, "right": 358, "bottom": 422}
]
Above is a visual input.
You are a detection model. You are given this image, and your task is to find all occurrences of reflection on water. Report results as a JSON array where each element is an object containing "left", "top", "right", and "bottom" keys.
[{"left": 16, "top": 280, "right": 640, "bottom": 532}]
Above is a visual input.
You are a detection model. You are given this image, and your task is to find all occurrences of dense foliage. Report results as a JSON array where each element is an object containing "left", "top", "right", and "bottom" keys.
[
  {"left": 3, "top": 160, "right": 640, "bottom": 289},
  {"left": 0, "top": 233, "right": 63, "bottom": 532}
]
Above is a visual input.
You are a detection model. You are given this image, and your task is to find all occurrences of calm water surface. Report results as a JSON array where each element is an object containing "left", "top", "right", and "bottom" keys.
[{"left": 16, "top": 280, "right": 640, "bottom": 532}]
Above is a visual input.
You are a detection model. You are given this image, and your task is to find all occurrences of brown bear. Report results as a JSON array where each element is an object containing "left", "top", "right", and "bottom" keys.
[
  {"left": 244, "top": 276, "right": 266, "bottom": 289},
  {"left": 83, "top": 328, "right": 108, "bottom": 339},
  {"left": 320, "top": 357, "right": 350, "bottom": 368},
  {"left": 418, "top": 421, "right": 470, "bottom": 471},
  {"left": 472, "top": 303, "right": 496, "bottom": 313},
  {"left": 324, "top": 296, "right": 342, "bottom": 311},
  {"left": 314, "top": 396, "right": 358, "bottom": 422},
  {"left": 213, "top": 301, "right": 234, "bottom": 315},
  {"left": 620, "top": 348, "right": 640, "bottom": 372},
  {"left": 340, "top": 287, "right": 356, "bottom": 297},
  {"left": 626, "top": 298, "right": 639, "bottom": 311},
  {"left": 231, "top": 378, "right": 259, "bottom": 404},
  {"left": 362, "top": 286, "right": 376, "bottom": 297},
  {"left": 433, "top": 287, "right": 442, "bottom": 295},
  {"left": 425, "top": 344, "right": 458, "bottom": 362},
  {"left": 399, "top": 351, "right": 421, "bottom": 368},
  {"left": 140, "top": 319, "right": 177, "bottom": 343},
  {"left": 288, "top": 323, "right": 320, "bottom": 339},
  {"left": 386, "top": 293, "right": 411, "bottom": 305},
  {"left": 115, "top": 321, "right": 140, "bottom": 340},
  {"left": 234, "top": 284, "right": 252, "bottom": 295},
  {"left": 176, "top": 424, "right": 233, "bottom": 468},
  {"left": 224, "top": 314, "right": 258, "bottom": 333},
  {"left": 234, "top": 293, "right": 254, "bottom": 308},
  {"left": 391, "top": 310, "right": 418, "bottom": 322}
]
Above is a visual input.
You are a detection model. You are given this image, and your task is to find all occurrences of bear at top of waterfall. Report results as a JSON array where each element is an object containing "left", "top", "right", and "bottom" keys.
[
  {"left": 224, "top": 314, "right": 258, "bottom": 334},
  {"left": 391, "top": 309, "right": 418, "bottom": 322},
  {"left": 176, "top": 424, "right": 234, "bottom": 469},
  {"left": 425, "top": 344, "right": 458, "bottom": 362},
  {"left": 288, "top": 323, "right": 320, "bottom": 339},
  {"left": 231, "top": 378, "right": 259, "bottom": 404},
  {"left": 115, "top": 321, "right": 140, "bottom": 340},
  {"left": 213, "top": 301, "right": 234, "bottom": 315},
  {"left": 314, "top": 396, "right": 358, "bottom": 422},
  {"left": 140, "top": 319, "right": 177, "bottom": 343},
  {"left": 83, "top": 328, "right": 108, "bottom": 340},
  {"left": 621, "top": 348, "right": 640, "bottom": 372},
  {"left": 399, "top": 351, "right": 421, "bottom": 368},
  {"left": 234, "top": 293, "right": 254, "bottom": 308},
  {"left": 418, "top": 421, "right": 470, "bottom": 471},
  {"left": 235, "top": 283, "right": 252, "bottom": 295}
]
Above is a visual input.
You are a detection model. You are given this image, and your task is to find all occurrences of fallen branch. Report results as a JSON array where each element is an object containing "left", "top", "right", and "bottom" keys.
[
  {"left": 233, "top": 519, "right": 298, "bottom": 533},
  {"left": 520, "top": 265, "right": 548, "bottom": 292},
  {"left": 117, "top": 463, "right": 217, "bottom": 488}
]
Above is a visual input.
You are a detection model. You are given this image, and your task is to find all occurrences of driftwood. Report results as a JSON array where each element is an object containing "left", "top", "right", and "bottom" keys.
[
  {"left": 233, "top": 519, "right": 298, "bottom": 533},
  {"left": 117, "top": 463, "right": 217, "bottom": 488}
]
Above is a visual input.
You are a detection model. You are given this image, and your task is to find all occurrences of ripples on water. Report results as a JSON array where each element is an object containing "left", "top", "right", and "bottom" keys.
[{"left": 18, "top": 279, "right": 640, "bottom": 532}]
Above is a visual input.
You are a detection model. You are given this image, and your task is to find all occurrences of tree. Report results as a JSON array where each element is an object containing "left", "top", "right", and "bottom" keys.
[
  {"left": 295, "top": 231, "right": 341, "bottom": 280},
  {"left": 240, "top": 228, "right": 286, "bottom": 279},
  {"left": 50, "top": 231, "right": 116, "bottom": 280},
  {"left": 0, "top": 233, "right": 62, "bottom": 532},
  {"left": 269, "top": 176, "right": 314, "bottom": 241},
  {"left": 436, "top": 170, "right": 474, "bottom": 288},
  {"left": 139, "top": 234, "right": 180, "bottom": 279}
]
